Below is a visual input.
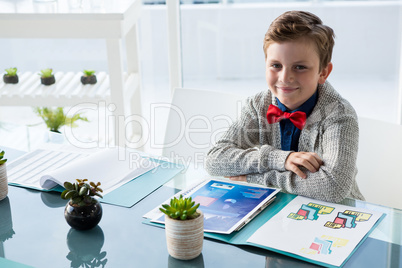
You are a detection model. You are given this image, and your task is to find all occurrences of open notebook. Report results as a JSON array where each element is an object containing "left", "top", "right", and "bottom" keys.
[{"left": 7, "top": 147, "right": 159, "bottom": 195}]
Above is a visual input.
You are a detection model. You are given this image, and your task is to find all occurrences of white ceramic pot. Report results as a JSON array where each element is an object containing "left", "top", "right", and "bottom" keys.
[
  {"left": 0, "top": 164, "right": 8, "bottom": 201},
  {"left": 165, "top": 210, "right": 204, "bottom": 260}
]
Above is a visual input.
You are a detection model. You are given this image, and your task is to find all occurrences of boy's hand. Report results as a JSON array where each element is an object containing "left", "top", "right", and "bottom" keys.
[
  {"left": 285, "top": 152, "right": 323, "bottom": 179},
  {"left": 225, "top": 175, "right": 247, "bottom": 182}
]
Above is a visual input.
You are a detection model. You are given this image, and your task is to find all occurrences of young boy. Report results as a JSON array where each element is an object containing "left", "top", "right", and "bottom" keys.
[{"left": 205, "top": 11, "right": 364, "bottom": 203}]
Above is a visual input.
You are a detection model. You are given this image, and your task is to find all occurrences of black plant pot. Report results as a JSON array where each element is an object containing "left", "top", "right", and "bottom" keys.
[
  {"left": 81, "top": 75, "right": 97, "bottom": 85},
  {"left": 3, "top": 74, "right": 19, "bottom": 84},
  {"left": 66, "top": 226, "right": 107, "bottom": 267},
  {"left": 41, "top": 75, "right": 56, "bottom": 86},
  {"left": 64, "top": 201, "right": 102, "bottom": 230}
]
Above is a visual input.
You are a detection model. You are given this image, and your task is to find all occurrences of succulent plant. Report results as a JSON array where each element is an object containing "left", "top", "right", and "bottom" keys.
[
  {"left": 39, "top": 68, "right": 54, "bottom": 78},
  {"left": 3, "top": 68, "right": 19, "bottom": 84},
  {"left": 34, "top": 107, "right": 88, "bottom": 133},
  {"left": 4, "top": 68, "right": 17, "bottom": 77},
  {"left": 61, "top": 179, "right": 103, "bottom": 207},
  {"left": 81, "top": 70, "right": 97, "bottom": 85},
  {"left": 160, "top": 195, "right": 200, "bottom": 220},
  {"left": 83, "top": 69, "right": 96, "bottom": 76},
  {"left": 0, "top": 151, "right": 7, "bottom": 165}
]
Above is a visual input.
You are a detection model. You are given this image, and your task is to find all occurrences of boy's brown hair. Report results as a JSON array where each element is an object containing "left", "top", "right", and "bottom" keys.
[{"left": 263, "top": 11, "right": 335, "bottom": 71}]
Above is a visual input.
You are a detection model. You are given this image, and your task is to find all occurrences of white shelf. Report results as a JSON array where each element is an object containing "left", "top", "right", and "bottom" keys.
[
  {"left": 0, "top": 71, "right": 139, "bottom": 106},
  {"left": 0, "top": 0, "right": 142, "bottom": 146}
]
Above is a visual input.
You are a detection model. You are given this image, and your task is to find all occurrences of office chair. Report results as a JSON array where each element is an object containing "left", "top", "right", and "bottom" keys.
[
  {"left": 162, "top": 87, "right": 246, "bottom": 169},
  {"left": 356, "top": 117, "right": 402, "bottom": 209}
]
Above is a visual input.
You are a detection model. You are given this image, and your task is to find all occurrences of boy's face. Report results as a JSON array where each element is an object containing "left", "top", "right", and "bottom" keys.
[{"left": 265, "top": 38, "right": 332, "bottom": 110}]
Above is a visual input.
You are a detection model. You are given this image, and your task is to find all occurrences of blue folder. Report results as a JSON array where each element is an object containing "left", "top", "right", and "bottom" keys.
[
  {"left": 28, "top": 158, "right": 184, "bottom": 208},
  {"left": 143, "top": 192, "right": 385, "bottom": 268},
  {"left": 6, "top": 147, "right": 185, "bottom": 208},
  {"left": 101, "top": 158, "right": 184, "bottom": 207},
  {"left": 0, "top": 257, "right": 34, "bottom": 268}
]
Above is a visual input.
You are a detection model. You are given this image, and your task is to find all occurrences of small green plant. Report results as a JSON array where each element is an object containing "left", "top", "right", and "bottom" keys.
[
  {"left": 3, "top": 68, "right": 19, "bottom": 84},
  {"left": 39, "top": 68, "right": 54, "bottom": 78},
  {"left": 81, "top": 69, "right": 97, "bottom": 85},
  {"left": 160, "top": 195, "right": 200, "bottom": 220},
  {"left": 0, "top": 150, "right": 7, "bottom": 165},
  {"left": 4, "top": 68, "right": 17, "bottom": 77},
  {"left": 83, "top": 69, "right": 96, "bottom": 76},
  {"left": 61, "top": 179, "right": 103, "bottom": 206},
  {"left": 34, "top": 107, "right": 88, "bottom": 133}
]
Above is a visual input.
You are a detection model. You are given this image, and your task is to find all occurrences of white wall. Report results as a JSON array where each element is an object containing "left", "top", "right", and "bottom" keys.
[
  {"left": 137, "top": 2, "right": 402, "bottom": 122},
  {"left": 139, "top": 2, "right": 401, "bottom": 79},
  {"left": 0, "top": 2, "right": 401, "bottom": 122},
  {"left": 1, "top": 2, "right": 400, "bottom": 83}
]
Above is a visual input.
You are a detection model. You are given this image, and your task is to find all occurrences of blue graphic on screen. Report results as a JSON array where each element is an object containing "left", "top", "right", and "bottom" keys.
[{"left": 188, "top": 180, "right": 276, "bottom": 233}]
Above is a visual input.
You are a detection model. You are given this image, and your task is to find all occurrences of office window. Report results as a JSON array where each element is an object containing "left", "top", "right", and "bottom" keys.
[{"left": 178, "top": 2, "right": 402, "bottom": 123}]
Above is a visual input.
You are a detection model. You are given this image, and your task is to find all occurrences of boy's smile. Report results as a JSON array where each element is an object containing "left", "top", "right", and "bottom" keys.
[{"left": 265, "top": 38, "right": 332, "bottom": 111}]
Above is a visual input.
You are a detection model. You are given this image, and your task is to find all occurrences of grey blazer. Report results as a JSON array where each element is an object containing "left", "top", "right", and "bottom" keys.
[{"left": 205, "top": 81, "right": 365, "bottom": 203}]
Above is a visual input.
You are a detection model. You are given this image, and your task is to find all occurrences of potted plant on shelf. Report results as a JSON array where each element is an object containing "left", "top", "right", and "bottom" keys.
[
  {"left": 81, "top": 69, "right": 97, "bottom": 85},
  {"left": 34, "top": 107, "right": 89, "bottom": 143},
  {"left": 61, "top": 179, "right": 103, "bottom": 230},
  {"left": 39, "top": 68, "right": 55, "bottom": 85},
  {"left": 160, "top": 195, "right": 203, "bottom": 260},
  {"left": 3, "top": 68, "right": 18, "bottom": 84},
  {"left": 0, "top": 150, "right": 8, "bottom": 201}
]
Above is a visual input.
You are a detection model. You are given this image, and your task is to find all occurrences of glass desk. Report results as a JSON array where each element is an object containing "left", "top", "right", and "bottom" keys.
[{"left": 0, "top": 148, "right": 401, "bottom": 267}]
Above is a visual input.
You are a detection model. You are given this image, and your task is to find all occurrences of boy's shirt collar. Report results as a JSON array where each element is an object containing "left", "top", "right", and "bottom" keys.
[
  {"left": 275, "top": 88, "right": 318, "bottom": 151},
  {"left": 276, "top": 89, "right": 318, "bottom": 117}
]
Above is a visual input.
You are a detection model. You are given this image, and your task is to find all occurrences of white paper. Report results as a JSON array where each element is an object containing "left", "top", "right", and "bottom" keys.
[
  {"left": 247, "top": 196, "right": 384, "bottom": 267},
  {"left": 7, "top": 148, "right": 159, "bottom": 195}
]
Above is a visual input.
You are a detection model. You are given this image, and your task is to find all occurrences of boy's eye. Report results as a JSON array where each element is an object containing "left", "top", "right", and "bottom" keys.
[
  {"left": 271, "top": 63, "right": 282, "bottom": 69},
  {"left": 295, "top": 65, "right": 307, "bottom": 70}
]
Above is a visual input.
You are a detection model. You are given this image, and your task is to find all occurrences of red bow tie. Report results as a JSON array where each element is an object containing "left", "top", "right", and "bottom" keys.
[{"left": 266, "top": 104, "right": 307, "bottom": 130}]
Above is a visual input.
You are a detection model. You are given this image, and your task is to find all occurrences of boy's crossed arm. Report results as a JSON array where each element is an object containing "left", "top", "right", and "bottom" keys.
[{"left": 227, "top": 151, "right": 323, "bottom": 181}]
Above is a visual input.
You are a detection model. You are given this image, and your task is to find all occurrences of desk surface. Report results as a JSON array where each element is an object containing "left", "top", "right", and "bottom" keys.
[
  {"left": 0, "top": 182, "right": 401, "bottom": 268},
  {"left": 0, "top": 148, "right": 400, "bottom": 267}
]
